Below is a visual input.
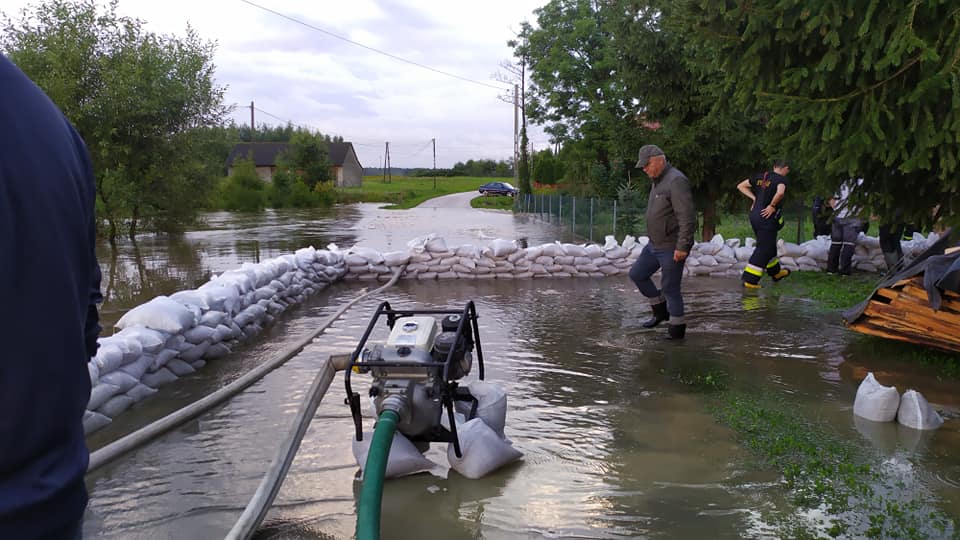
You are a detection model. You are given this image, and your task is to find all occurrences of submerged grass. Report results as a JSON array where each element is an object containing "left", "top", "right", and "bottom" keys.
[{"left": 661, "top": 364, "right": 956, "bottom": 539}]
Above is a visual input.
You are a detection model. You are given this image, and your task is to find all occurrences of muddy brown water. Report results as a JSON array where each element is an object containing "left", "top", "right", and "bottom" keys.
[{"left": 84, "top": 207, "right": 960, "bottom": 539}]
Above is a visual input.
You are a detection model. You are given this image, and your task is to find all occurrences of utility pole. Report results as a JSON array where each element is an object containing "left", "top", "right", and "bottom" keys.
[
  {"left": 250, "top": 101, "right": 255, "bottom": 140},
  {"left": 513, "top": 84, "right": 519, "bottom": 184},
  {"left": 432, "top": 138, "right": 437, "bottom": 190},
  {"left": 383, "top": 142, "right": 391, "bottom": 184}
]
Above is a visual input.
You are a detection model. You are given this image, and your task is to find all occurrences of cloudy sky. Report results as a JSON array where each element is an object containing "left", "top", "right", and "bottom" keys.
[{"left": 3, "top": 0, "right": 550, "bottom": 168}]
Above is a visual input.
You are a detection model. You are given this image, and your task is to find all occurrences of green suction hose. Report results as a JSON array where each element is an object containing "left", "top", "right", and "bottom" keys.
[{"left": 356, "top": 409, "right": 400, "bottom": 540}]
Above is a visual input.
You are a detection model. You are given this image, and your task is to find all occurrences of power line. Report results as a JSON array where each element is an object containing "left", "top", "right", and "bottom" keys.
[{"left": 238, "top": 0, "right": 510, "bottom": 91}]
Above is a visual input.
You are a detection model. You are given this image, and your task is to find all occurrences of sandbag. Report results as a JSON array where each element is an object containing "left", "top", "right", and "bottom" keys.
[
  {"left": 97, "top": 394, "right": 135, "bottom": 418},
  {"left": 126, "top": 383, "right": 158, "bottom": 402},
  {"left": 896, "top": 389, "right": 944, "bottom": 430},
  {"left": 142, "top": 367, "right": 179, "bottom": 388},
  {"left": 352, "top": 431, "right": 436, "bottom": 479},
  {"left": 165, "top": 358, "right": 196, "bottom": 377},
  {"left": 853, "top": 372, "right": 900, "bottom": 422},
  {"left": 83, "top": 410, "right": 112, "bottom": 434},
  {"left": 115, "top": 296, "right": 197, "bottom": 334},
  {"left": 456, "top": 381, "right": 508, "bottom": 438},
  {"left": 446, "top": 418, "right": 522, "bottom": 479}
]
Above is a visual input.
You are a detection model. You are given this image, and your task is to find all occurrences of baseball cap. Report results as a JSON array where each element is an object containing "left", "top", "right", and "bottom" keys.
[{"left": 636, "top": 145, "right": 664, "bottom": 168}]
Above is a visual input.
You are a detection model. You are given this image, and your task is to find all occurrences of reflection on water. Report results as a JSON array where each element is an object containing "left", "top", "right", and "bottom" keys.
[
  {"left": 84, "top": 276, "right": 960, "bottom": 539},
  {"left": 95, "top": 206, "right": 563, "bottom": 330}
]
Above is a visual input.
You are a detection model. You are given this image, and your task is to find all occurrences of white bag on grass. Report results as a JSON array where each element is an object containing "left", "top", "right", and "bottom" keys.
[
  {"left": 446, "top": 418, "right": 522, "bottom": 479},
  {"left": 897, "top": 390, "right": 944, "bottom": 430},
  {"left": 352, "top": 431, "right": 436, "bottom": 479},
  {"left": 853, "top": 372, "right": 900, "bottom": 422}
]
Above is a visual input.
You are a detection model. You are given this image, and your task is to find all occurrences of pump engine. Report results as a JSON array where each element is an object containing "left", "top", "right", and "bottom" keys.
[{"left": 345, "top": 301, "right": 484, "bottom": 457}]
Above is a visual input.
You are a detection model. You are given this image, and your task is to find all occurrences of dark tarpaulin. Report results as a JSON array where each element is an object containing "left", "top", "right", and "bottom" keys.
[{"left": 842, "top": 228, "right": 958, "bottom": 323}]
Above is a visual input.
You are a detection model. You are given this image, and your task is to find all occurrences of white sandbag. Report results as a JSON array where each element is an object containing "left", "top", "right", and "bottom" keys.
[
  {"left": 87, "top": 382, "right": 121, "bottom": 410},
  {"left": 604, "top": 246, "right": 629, "bottom": 259},
  {"left": 141, "top": 367, "right": 179, "bottom": 388},
  {"left": 165, "top": 358, "right": 196, "bottom": 377},
  {"left": 83, "top": 410, "right": 112, "bottom": 434},
  {"left": 584, "top": 244, "right": 604, "bottom": 258},
  {"left": 114, "top": 326, "right": 169, "bottom": 354},
  {"left": 116, "top": 296, "right": 198, "bottom": 333},
  {"left": 198, "top": 281, "right": 242, "bottom": 314},
  {"left": 897, "top": 390, "right": 944, "bottom": 430},
  {"left": 603, "top": 235, "right": 619, "bottom": 250},
  {"left": 541, "top": 242, "right": 563, "bottom": 257},
  {"left": 382, "top": 250, "right": 411, "bottom": 266},
  {"left": 190, "top": 359, "right": 206, "bottom": 370},
  {"left": 352, "top": 431, "right": 436, "bottom": 479},
  {"left": 179, "top": 340, "right": 211, "bottom": 362},
  {"left": 97, "top": 394, "right": 135, "bottom": 418},
  {"left": 489, "top": 239, "right": 518, "bottom": 257},
  {"left": 446, "top": 418, "right": 522, "bottom": 479},
  {"left": 126, "top": 383, "right": 158, "bottom": 402},
  {"left": 93, "top": 343, "right": 125, "bottom": 374},
  {"left": 184, "top": 325, "right": 217, "bottom": 345},
  {"left": 88, "top": 362, "right": 99, "bottom": 386},
  {"left": 170, "top": 289, "right": 210, "bottom": 310},
  {"left": 204, "top": 342, "right": 231, "bottom": 359},
  {"left": 98, "top": 370, "right": 140, "bottom": 394},
  {"left": 853, "top": 372, "right": 900, "bottom": 422},
  {"left": 198, "top": 310, "right": 227, "bottom": 328},
  {"left": 562, "top": 243, "right": 588, "bottom": 257},
  {"left": 118, "top": 354, "right": 153, "bottom": 380},
  {"left": 456, "top": 381, "right": 508, "bottom": 438}
]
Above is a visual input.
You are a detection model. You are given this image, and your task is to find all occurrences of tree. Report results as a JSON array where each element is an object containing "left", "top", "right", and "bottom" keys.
[
  {"left": 518, "top": 0, "right": 636, "bottom": 197},
  {"left": 676, "top": 0, "right": 960, "bottom": 228},
  {"left": 277, "top": 130, "right": 331, "bottom": 188},
  {"left": 1, "top": 0, "right": 229, "bottom": 242}
]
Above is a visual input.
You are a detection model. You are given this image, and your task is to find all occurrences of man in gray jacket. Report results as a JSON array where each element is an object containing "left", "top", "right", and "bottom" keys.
[{"left": 628, "top": 145, "right": 697, "bottom": 340}]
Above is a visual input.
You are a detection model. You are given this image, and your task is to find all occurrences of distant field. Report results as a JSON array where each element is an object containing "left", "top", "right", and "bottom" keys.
[{"left": 335, "top": 175, "right": 500, "bottom": 209}]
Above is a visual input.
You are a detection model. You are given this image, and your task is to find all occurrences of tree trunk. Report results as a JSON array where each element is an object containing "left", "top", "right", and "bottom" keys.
[
  {"left": 108, "top": 218, "right": 118, "bottom": 248},
  {"left": 128, "top": 206, "right": 139, "bottom": 241},
  {"left": 701, "top": 197, "right": 717, "bottom": 241}
]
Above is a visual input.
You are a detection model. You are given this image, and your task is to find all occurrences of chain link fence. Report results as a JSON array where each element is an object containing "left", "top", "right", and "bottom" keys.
[{"left": 514, "top": 193, "right": 815, "bottom": 245}]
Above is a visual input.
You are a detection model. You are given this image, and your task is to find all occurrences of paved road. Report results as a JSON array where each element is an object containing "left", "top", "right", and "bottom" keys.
[{"left": 415, "top": 190, "right": 482, "bottom": 209}]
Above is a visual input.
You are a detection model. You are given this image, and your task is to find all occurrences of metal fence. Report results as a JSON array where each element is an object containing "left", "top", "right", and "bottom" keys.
[
  {"left": 513, "top": 193, "right": 640, "bottom": 244},
  {"left": 514, "top": 193, "right": 815, "bottom": 245}
]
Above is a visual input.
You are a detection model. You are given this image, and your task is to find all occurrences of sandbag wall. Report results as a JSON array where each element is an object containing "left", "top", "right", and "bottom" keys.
[
  {"left": 84, "top": 231, "right": 937, "bottom": 435},
  {"left": 83, "top": 247, "right": 347, "bottom": 434},
  {"left": 338, "top": 231, "right": 939, "bottom": 281}
]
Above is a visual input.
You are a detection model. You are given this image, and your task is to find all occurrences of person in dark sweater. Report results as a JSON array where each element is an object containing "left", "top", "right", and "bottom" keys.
[{"left": 0, "top": 55, "right": 102, "bottom": 539}]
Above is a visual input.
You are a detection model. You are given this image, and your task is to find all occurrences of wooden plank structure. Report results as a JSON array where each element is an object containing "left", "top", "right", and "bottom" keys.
[{"left": 846, "top": 273, "right": 960, "bottom": 353}]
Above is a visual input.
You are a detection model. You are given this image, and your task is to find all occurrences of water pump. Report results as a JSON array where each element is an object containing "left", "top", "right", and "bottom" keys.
[{"left": 344, "top": 301, "right": 485, "bottom": 457}]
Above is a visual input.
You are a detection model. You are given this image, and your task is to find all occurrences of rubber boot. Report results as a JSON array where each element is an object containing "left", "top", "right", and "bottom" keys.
[
  {"left": 642, "top": 302, "right": 669, "bottom": 329},
  {"left": 772, "top": 268, "right": 791, "bottom": 282},
  {"left": 883, "top": 251, "right": 900, "bottom": 272},
  {"left": 665, "top": 324, "right": 686, "bottom": 340}
]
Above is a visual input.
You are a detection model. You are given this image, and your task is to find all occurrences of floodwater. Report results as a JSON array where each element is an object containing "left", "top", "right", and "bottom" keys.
[
  {"left": 95, "top": 204, "right": 569, "bottom": 330},
  {"left": 84, "top": 207, "right": 960, "bottom": 539}
]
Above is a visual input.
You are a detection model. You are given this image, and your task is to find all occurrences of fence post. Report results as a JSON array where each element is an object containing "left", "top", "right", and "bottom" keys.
[
  {"left": 589, "top": 198, "right": 594, "bottom": 242},
  {"left": 613, "top": 199, "right": 618, "bottom": 240},
  {"left": 572, "top": 197, "right": 576, "bottom": 240},
  {"left": 559, "top": 194, "right": 563, "bottom": 228}
]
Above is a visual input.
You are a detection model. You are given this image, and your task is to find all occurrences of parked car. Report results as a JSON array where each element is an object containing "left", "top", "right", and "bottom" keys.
[{"left": 478, "top": 181, "right": 519, "bottom": 197}]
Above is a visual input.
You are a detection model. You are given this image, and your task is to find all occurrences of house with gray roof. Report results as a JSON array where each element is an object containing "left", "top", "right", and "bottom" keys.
[{"left": 225, "top": 141, "right": 363, "bottom": 187}]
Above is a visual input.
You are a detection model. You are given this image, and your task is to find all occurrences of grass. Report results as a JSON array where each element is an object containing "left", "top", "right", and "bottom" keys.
[
  {"left": 471, "top": 194, "right": 515, "bottom": 210},
  {"left": 334, "top": 175, "right": 495, "bottom": 209},
  {"left": 661, "top": 361, "right": 957, "bottom": 539},
  {"left": 769, "top": 270, "right": 879, "bottom": 310}
]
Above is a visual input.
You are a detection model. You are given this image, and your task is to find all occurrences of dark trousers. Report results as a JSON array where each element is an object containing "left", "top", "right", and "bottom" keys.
[
  {"left": 742, "top": 226, "right": 782, "bottom": 285},
  {"left": 827, "top": 218, "right": 862, "bottom": 274},
  {"left": 629, "top": 244, "right": 686, "bottom": 324}
]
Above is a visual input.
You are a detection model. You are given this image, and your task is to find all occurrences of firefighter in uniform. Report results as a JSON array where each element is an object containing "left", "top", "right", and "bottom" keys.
[{"left": 736, "top": 160, "right": 792, "bottom": 288}]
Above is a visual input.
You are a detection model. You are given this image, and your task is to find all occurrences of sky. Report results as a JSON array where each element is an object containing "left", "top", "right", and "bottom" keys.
[{"left": 2, "top": 0, "right": 551, "bottom": 169}]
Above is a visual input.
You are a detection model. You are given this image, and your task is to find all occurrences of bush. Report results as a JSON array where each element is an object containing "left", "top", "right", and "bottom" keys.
[{"left": 218, "top": 158, "right": 266, "bottom": 211}]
